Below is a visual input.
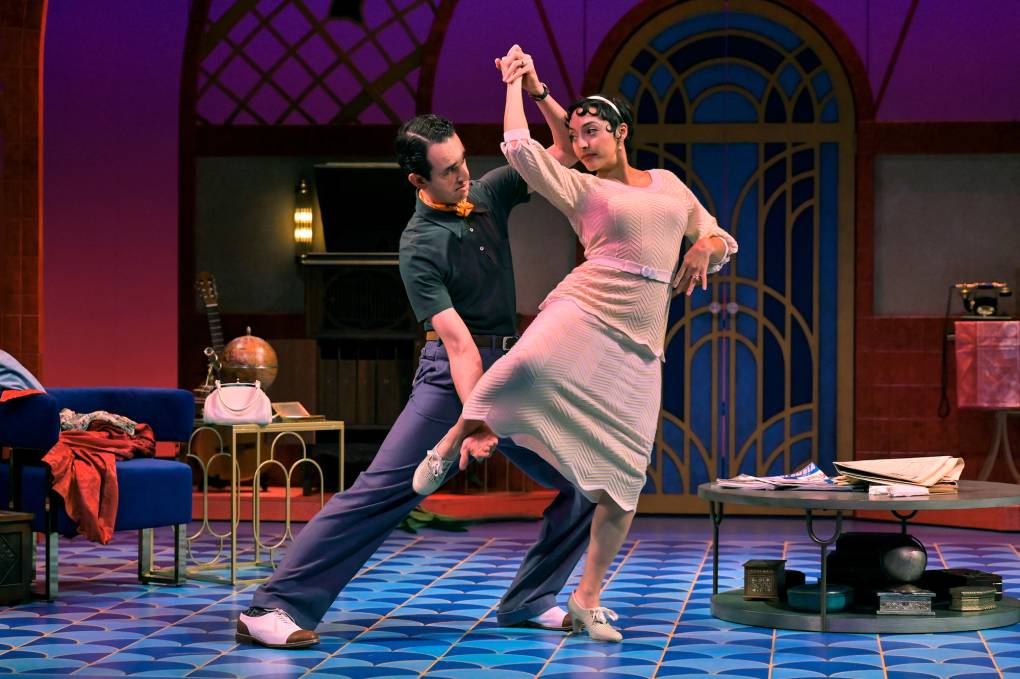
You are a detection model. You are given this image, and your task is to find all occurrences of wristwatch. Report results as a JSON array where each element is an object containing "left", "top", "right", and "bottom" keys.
[{"left": 529, "top": 82, "right": 550, "bottom": 102}]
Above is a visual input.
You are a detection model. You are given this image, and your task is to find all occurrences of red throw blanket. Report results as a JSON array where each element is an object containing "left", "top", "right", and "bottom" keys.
[
  {"left": 42, "top": 421, "right": 155, "bottom": 544},
  {"left": 0, "top": 389, "right": 45, "bottom": 402}
]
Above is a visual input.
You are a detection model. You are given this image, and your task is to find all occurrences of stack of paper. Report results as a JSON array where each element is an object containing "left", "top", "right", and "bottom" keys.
[
  {"left": 868, "top": 484, "right": 930, "bottom": 498},
  {"left": 833, "top": 456, "right": 964, "bottom": 492},
  {"left": 716, "top": 463, "right": 859, "bottom": 492}
]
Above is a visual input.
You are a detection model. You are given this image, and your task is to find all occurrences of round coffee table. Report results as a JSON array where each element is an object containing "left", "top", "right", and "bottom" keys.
[{"left": 697, "top": 480, "right": 1020, "bottom": 633}]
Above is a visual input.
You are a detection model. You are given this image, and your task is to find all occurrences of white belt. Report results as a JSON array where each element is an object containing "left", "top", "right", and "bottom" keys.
[{"left": 586, "top": 255, "right": 671, "bottom": 284}]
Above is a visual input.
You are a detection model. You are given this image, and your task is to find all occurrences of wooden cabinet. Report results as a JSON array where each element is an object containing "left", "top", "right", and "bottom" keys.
[{"left": 302, "top": 254, "right": 420, "bottom": 432}]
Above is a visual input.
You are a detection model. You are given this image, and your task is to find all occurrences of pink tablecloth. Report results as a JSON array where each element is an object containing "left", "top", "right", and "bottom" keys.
[{"left": 955, "top": 320, "right": 1020, "bottom": 409}]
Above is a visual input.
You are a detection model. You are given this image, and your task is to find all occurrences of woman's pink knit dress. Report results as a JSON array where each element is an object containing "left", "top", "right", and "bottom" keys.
[{"left": 461, "top": 132, "right": 738, "bottom": 510}]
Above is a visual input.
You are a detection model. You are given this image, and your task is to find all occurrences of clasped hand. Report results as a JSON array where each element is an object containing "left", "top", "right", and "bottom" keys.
[{"left": 494, "top": 44, "right": 542, "bottom": 95}]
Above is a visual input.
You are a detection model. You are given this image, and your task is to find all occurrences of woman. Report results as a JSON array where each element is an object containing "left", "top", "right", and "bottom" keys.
[{"left": 414, "top": 47, "right": 738, "bottom": 642}]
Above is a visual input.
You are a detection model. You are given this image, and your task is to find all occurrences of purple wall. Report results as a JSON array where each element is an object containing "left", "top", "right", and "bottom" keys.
[
  {"left": 43, "top": 1, "right": 188, "bottom": 386},
  {"left": 815, "top": 0, "right": 1020, "bottom": 120},
  {"left": 432, "top": 0, "right": 1019, "bottom": 122},
  {"left": 39, "top": 0, "right": 1019, "bottom": 388}
]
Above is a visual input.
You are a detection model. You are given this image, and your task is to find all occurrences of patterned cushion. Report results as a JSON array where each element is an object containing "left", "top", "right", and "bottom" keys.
[{"left": 48, "top": 388, "right": 195, "bottom": 442}]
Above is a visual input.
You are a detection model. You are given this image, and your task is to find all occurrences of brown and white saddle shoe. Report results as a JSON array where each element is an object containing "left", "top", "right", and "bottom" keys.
[{"left": 236, "top": 608, "right": 320, "bottom": 649}]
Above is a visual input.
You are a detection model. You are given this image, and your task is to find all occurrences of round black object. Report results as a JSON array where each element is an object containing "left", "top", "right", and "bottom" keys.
[{"left": 881, "top": 544, "right": 928, "bottom": 583}]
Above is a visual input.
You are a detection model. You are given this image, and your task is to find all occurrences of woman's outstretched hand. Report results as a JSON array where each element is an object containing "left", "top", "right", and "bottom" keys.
[{"left": 672, "top": 239, "right": 714, "bottom": 296}]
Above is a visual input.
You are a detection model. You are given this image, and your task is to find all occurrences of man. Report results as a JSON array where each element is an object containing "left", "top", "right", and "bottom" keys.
[{"left": 237, "top": 53, "right": 593, "bottom": 649}]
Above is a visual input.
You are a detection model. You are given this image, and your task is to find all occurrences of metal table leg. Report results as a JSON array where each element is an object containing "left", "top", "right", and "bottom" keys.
[
  {"left": 892, "top": 510, "right": 918, "bottom": 535},
  {"left": 978, "top": 411, "right": 1020, "bottom": 482},
  {"left": 806, "top": 509, "right": 843, "bottom": 632},
  {"left": 710, "top": 500, "right": 724, "bottom": 595},
  {"left": 230, "top": 428, "right": 238, "bottom": 584}
]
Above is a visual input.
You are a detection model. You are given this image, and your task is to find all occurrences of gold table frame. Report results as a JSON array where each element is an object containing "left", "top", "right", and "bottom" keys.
[{"left": 185, "top": 420, "right": 345, "bottom": 585}]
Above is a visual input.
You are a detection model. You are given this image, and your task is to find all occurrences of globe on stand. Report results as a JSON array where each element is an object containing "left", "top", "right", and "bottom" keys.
[{"left": 221, "top": 327, "right": 278, "bottom": 391}]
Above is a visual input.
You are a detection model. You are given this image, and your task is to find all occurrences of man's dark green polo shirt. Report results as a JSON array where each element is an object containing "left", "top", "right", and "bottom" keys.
[{"left": 399, "top": 165, "right": 529, "bottom": 336}]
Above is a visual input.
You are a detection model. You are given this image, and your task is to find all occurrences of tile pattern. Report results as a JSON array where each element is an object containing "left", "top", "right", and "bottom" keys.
[{"left": 0, "top": 520, "right": 1017, "bottom": 678}]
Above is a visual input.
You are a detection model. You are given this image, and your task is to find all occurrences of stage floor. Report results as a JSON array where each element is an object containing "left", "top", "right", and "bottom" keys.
[{"left": 1, "top": 517, "right": 1018, "bottom": 678}]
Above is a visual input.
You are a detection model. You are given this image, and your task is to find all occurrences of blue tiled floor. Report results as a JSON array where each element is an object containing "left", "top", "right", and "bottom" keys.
[{"left": 0, "top": 517, "right": 1018, "bottom": 677}]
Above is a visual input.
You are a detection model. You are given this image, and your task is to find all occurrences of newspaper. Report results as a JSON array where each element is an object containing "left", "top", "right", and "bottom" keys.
[
  {"left": 833, "top": 456, "right": 963, "bottom": 489},
  {"left": 717, "top": 463, "right": 858, "bottom": 491}
]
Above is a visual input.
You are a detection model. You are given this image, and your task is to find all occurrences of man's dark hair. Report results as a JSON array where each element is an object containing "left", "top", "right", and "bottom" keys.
[
  {"left": 565, "top": 95, "right": 635, "bottom": 155},
  {"left": 395, "top": 114, "right": 456, "bottom": 180}
]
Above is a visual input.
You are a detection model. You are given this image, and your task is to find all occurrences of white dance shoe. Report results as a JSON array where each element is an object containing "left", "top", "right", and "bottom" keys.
[
  {"left": 412, "top": 448, "right": 454, "bottom": 495},
  {"left": 236, "top": 607, "right": 319, "bottom": 648},
  {"left": 568, "top": 594, "right": 623, "bottom": 642}
]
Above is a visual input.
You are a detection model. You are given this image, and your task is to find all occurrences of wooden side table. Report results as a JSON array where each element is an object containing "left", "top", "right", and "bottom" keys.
[
  {"left": 185, "top": 419, "right": 345, "bottom": 585},
  {"left": 0, "top": 511, "right": 35, "bottom": 605}
]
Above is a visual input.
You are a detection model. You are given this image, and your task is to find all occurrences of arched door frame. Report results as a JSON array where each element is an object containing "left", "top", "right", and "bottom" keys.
[{"left": 582, "top": 0, "right": 875, "bottom": 510}]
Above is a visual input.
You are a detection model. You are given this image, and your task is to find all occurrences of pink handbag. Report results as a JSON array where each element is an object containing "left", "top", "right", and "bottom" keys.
[{"left": 203, "top": 380, "right": 273, "bottom": 425}]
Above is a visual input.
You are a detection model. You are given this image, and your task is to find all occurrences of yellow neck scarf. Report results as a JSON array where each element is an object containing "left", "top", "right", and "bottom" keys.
[{"left": 419, "top": 190, "right": 474, "bottom": 218}]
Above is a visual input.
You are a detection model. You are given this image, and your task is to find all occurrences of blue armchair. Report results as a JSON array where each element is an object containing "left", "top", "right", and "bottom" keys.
[{"left": 0, "top": 387, "right": 194, "bottom": 599}]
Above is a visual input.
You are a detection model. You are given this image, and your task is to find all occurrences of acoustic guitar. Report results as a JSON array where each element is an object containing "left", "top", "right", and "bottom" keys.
[{"left": 196, "top": 271, "right": 226, "bottom": 363}]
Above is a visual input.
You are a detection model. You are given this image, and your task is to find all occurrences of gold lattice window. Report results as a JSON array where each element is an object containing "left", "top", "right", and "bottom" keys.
[{"left": 196, "top": 0, "right": 440, "bottom": 125}]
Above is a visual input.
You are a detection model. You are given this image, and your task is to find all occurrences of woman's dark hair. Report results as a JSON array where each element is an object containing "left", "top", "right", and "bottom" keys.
[
  {"left": 565, "top": 95, "right": 635, "bottom": 154},
  {"left": 394, "top": 113, "right": 456, "bottom": 180}
]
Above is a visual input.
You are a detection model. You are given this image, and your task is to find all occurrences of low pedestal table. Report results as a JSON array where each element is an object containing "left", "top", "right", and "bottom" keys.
[{"left": 697, "top": 480, "right": 1020, "bottom": 633}]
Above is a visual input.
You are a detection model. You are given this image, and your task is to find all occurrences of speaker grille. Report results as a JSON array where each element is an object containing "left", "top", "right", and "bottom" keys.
[{"left": 323, "top": 267, "right": 415, "bottom": 332}]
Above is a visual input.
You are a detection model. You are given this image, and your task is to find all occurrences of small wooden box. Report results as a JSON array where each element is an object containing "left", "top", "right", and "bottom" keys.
[
  {"left": 0, "top": 511, "right": 34, "bottom": 605},
  {"left": 743, "top": 559, "right": 786, "bottom": 600},
  {"left": 944, "top": 568, "right": 1003, "bottom": 600},
  {"left": 949, "top": 586, "right": 997, "bottom": 612}
]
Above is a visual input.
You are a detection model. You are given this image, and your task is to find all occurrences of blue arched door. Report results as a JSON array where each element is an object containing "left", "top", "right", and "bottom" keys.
[{"left": 600, "top": 0, "right": 855, "bottom": 512}]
